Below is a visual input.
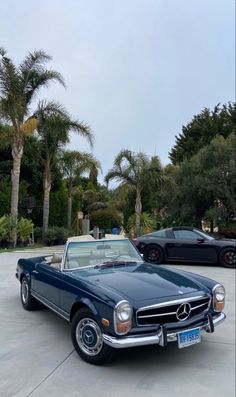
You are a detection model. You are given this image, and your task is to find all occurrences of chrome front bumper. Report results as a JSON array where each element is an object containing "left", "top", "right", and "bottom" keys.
[{"left": 102, "top": 312, "right": 226, "bottom": 349}]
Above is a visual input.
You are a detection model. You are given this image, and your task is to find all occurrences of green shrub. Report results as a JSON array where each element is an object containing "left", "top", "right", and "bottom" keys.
[
  {"left": 17, "top": 218, "right": 33, "bottom": 242},
  {"left": 127, "top": 212, "right": 156, "bottom": 236},
  {"left": 0, "top": 216, "right": 8, "bottom": 241},
  {"left": 42, "top": 227, "right": 72, "bottom": 246},
  {"left": 54, "top": 227, "right": 71, "bottom": 244},
  {"left": 90, "top": 208, "right": 122, "bottom": 229},
  {"left": 42, "top": 228, "right": 57, "bottom": 246},
  {"left": 0, "top": 215, "right": 17, "bottom": 243},
  {"left": 34, "top": 227, "right": 43, "bottom": 242},
  {"left": 0, "top": 215, "right": 33, "bottom": 246}
]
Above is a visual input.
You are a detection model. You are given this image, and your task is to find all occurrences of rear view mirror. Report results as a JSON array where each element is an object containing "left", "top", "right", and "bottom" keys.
[{"left": 97, "top": 244, "right": 111, "bottom": 250}]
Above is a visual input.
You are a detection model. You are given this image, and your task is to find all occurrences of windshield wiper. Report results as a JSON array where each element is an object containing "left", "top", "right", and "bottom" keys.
[{"left": 94, "top": 261, "right": 138, "bottom": 270}]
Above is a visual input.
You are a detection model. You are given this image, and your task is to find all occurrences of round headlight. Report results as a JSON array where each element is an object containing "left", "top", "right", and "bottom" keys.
[
  {"left": 115, "top": 301, "right": 132, "bottom": 322},
  {"left": 213, "top": 285, "right": 225, "bottom": 302}
]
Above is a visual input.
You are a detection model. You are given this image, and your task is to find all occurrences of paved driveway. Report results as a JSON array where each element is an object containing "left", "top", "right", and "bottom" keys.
[{"left": 0, "top": 250, "right": 235, "bottom": 397}]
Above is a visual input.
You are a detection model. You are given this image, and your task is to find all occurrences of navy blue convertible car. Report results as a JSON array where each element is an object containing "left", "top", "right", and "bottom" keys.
[{"left": 16, "top": 236, "right": 226, "bottom": 365}]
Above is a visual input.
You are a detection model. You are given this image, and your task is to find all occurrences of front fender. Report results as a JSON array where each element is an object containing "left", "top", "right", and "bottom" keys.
[
  {"left": 70, "top": 295, "right": 115, "bottom": 335},
  {"left": 80, "top": 296, "right": 99, "bottom": 316},
  {"left": 16, "top": 262, "right": 31, "bottom": 284}
]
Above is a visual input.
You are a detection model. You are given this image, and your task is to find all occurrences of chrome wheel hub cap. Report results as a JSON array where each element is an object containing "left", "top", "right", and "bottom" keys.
[
  {"left": 22, "top": 280, "right": 29, "bottom": 304},
  {"left": 76, "top": 318, "right": 103, "bottom": 356}
]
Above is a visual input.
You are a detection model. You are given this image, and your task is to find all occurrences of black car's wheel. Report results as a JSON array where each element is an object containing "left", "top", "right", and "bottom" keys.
[
  {"left": 71, "top": 308, "right": 114, "bottom": 365},
  {"left": 20, "top": 276, "right": 39, "bottom": 310},
  {"left": 219, "top": 248, "right": 236, "bottom": 268},
  {"left": 144, "top": 244, "right": 164, "bottom": 264}
]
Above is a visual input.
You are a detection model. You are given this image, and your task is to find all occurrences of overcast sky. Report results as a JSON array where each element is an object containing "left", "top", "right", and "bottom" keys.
[{"left": 1, "top": 0, "right": 235, "bottom": 183}]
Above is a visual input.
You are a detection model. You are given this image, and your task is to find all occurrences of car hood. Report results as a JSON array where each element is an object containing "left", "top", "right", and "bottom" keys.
[
  {"left": 76, "top": 263, "right": 206, "bottom": 302},
  {"left": 215, "top": 238, "right": 236, "bottom": 244}
]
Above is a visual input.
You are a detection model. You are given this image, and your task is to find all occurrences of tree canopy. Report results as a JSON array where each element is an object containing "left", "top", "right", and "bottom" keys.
[{"left": 169, "top": 103, "right": 236, "bottom": 164}]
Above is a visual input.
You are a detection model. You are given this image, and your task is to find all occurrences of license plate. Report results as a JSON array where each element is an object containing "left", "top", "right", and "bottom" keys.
[{"left": 178, "top": 327, "right": 201, "bottom": 348}]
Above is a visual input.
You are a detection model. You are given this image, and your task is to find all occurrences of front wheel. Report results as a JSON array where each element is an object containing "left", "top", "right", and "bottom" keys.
[
  {"left": 144, "top": 244, "right": 164, "bottom": 264},
  {"left": 21, "top": 277, "right": 39, "bottom": 310},
  {"left": 219, "top": 248, "right": 236, "bottom": 268},
  {"left": 71, "top": 309, "right": 114, "bottom": 365}
]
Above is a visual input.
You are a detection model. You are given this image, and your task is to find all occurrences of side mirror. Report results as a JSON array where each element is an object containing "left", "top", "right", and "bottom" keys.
[{"left": 197, "top": 238, "right": 204, "bottom": 243}]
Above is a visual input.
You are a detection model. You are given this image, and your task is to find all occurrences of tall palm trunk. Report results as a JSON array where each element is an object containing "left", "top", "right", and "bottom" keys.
[
  {"left": 135, "top": 189, "right": 142, "bottom": 231},
  {"left": 43, "top": 160, "right": 51, "bottom": 233},
  {"left": 11, "top": 133, "right": 23, "bottom": 246},
  {"left": 67, "top": 181, "right": 73, "bottom": 228}
]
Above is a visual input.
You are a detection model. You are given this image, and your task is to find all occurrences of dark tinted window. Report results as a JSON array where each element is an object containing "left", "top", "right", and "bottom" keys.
[
  {"left": 149, "top": 229, "right": 167, "bottom": 238},
  {"left": 173, "top": 230, "right": 200, "bottom": 240}
]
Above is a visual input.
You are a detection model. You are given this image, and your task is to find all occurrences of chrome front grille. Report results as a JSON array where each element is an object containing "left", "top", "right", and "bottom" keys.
[{"left": 137, "top": 296, "right": 211, "bottom": 326}]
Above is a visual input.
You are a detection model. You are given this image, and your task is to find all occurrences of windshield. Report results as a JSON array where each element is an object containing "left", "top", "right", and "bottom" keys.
[
  {"left": 148, "top": 229, "right": 167, "bottom": 238},
  {"left": 64, "top": 239, "right": 143, "bottom": 270},
  {"left": 194, "top": 229, "right": 215, "bottom": 240}
]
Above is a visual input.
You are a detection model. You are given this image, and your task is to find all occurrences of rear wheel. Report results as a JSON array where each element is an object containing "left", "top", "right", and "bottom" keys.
[
  {"left": 219, "top": 248, "right": 236, "bottom": 268},
  {"left": 144, "top": 244, "right": 164, "bottom": 264},
  {"left": 21, "top": 277, "right": 39, "bottom": 310},
  {"left": 71, "top": 308, "right": 114, "bottom": 365}
]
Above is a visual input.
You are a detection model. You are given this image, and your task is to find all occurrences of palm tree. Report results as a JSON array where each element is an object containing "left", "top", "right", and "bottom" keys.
[
  {"left": 35, "top": 101, "right": 93, "bottom": 232},
  {"left": 0, "top": 48, "right": 64, "bottom": 242},
  {"left": 105, "top": 150, "right": 163, "bottom": 231},
  {"left": 61, "top": 150, "right": 101, "bottom": 228}
]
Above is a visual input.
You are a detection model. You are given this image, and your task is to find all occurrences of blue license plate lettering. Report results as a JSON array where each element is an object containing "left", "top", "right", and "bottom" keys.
[{"left": 178, "top": 328, "right": 201, "bottom": 348}]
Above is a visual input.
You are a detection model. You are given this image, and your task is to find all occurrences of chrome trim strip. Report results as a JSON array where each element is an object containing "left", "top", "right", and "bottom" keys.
[
  {"left": 103, "top": 331, "right": 162, "bottom": 348},
  {"left": 103, "top": 312, "right": 226, "bottom": 349},
  {"left": 137, "top": 295, "right": 208, "bottom": 313},
  {"left": 138, "top": 311, "right": 177, "bottom": 318},
  {"left": 31, "top": 291, "right": 70, "bottom": 321},
  {"left": 62, "top": 265, "right": 96, "bottom": 272},
  {"left": 61, "top": 241, "right": 69, "bottom": 271},
  {"left": 212, "top": 311, "right": 226, "bottom": 326},
  {"left": 191, "top": 302, "right": 209, "bottom": 311}
]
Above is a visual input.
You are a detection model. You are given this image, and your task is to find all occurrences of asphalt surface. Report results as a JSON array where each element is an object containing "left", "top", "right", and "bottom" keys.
[{"left": 0, "top": 249, "right": 235, "bottom": 397}]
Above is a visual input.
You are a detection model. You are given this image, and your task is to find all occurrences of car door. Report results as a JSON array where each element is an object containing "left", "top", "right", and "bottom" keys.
[
  {"left": 31, "top": 262, "right": 62, "bottom": 308},
  {"left": 57, "top": 271, "right": 83, "bottom": 314},
  {"left": 167, "top": 229, "right": 216, "bottom": 262}
]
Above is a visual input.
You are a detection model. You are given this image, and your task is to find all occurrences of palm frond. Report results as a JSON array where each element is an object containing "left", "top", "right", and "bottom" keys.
[
  {"left": 19, "top": 50, "right": 52, "bottom": 72},
  {"left": 105, "top": 169, "right": 135, "bottom": 187},
  {"left": 60, "top": 150, "right": 101, "bottom": 181},
  {"left": 114, "top": 149, "right": 133, "bottom": 168},
  {"left": 0, "top": 55, "right": 20, "bottom": 94},
  {"left": 23, "top": 70, "right": 65, "bottom": 103},
  {"left": 35, "top": 100, "right": 68, "bottom": 119},
  {"left": 70, "top": 120, "right": 93, "bottom": 148},
  {"left": 0, "top": 47, "right": 6, "bottom": 57}
]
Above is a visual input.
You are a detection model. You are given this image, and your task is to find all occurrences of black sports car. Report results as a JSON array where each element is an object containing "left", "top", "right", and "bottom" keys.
[{"left": 134, "top": 227, "right": 236, "bottom": 268}]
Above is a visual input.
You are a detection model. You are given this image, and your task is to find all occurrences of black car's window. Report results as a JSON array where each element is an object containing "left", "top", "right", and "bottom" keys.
[
  {"left": 173, "top": 230, "right": 200, "bottom": 240},
  {"left": 193, "top": 229, "right": 215, "bottom": 240},
  {"left": 148, "top": 229, "right": 167, "bottom": 238}
]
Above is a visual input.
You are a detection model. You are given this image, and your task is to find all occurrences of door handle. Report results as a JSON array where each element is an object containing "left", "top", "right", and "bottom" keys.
[{"left": 32, "top": 270, "right": 39, "bottom": 275}]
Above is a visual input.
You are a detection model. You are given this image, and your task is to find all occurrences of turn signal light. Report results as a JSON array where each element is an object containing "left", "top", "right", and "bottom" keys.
[
  {"left": 101, "top": 318, "right": 110, "bottom": 327},
  {"left": 116, "top": 321, "right": 131, "bottom": 334},
  {"left": 214, "top": 301, "right": 225, "bottom": 312}
]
